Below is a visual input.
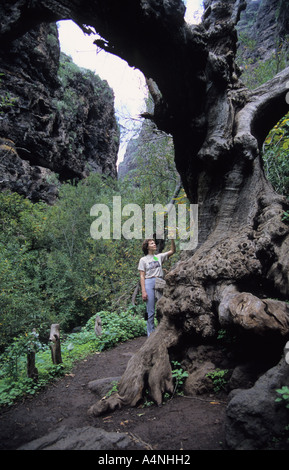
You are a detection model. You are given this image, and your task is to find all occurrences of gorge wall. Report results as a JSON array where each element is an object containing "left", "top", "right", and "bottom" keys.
[
  {"left": 237, "top": 0, "right": 289, "bottom": 67},
  {"left": 0, "top": 22, "right": 119, "bottom": 204}
]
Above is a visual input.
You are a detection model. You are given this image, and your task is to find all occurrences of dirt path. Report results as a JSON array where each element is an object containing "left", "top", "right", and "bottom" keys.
[{"left": 0, "top": 336, "right": 228, "bottom": 450}]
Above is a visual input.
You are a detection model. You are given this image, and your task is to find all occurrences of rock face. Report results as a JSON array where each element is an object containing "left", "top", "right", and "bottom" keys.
[
  {"left": 118, "top": 99, "right": 159, "bottom": 180},
  {"left": 118, "top": 137, "right": 140, "bottom": 179},
  {"left": 226, "top": 344, "right": 289, "bottom": 450},
  {"left": 237, "top": 0, "right": 289, "bottom": 63},
  {"left": 0, "top": 23, "right": 119, "bottom": 203},
  {"left": 118, "top": 110, "right": 175, "bottom": 181}
]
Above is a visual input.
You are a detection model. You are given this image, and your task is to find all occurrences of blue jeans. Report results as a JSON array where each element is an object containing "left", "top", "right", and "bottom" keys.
[
  {"left": 145, "top": 278, "right": 163, "bottom": 336},
  {"left": 145, "top": 278, "right": 155, "bottom": 336}
]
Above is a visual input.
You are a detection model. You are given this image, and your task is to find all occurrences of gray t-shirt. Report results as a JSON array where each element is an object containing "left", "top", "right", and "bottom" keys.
[{"left": 138, "top": 252, "right": 169, "bottom": 279}]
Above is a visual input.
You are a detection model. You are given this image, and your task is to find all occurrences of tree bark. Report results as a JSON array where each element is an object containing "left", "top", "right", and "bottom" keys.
[
  {"left": 88, "top": 317, "right": 178, "bottom": 415},
  {"left": 1, "top": 0, "right": 289, "bottom": 415}
]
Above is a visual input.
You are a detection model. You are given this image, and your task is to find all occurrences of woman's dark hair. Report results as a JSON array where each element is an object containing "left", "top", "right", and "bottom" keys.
[{"left": 142, "top": 239, "right": 154, "bottom": 255}]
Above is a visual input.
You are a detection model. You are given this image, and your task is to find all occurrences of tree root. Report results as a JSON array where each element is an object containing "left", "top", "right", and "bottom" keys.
[
  {"left": 218, "top": 287, "right": 289, "bottom": 335},
  {"left": 88, "top": 320, "right": 179, "bottom": 417},
  {"left": 88, "top": 199, "right": 289, "bottom": 418}
]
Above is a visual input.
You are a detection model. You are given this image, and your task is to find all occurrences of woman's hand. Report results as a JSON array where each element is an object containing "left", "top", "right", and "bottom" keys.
[{"left": 142, "top": 291, "right": 148, "bottom": 301}]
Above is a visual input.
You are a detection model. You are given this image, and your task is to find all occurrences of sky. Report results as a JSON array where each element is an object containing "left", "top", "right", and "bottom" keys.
[{"left": 57, "top": 0, "right": 204, "bottom": 162}]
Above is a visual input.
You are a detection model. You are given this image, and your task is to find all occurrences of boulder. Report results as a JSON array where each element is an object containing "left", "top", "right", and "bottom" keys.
[
  {"left": 184, "top": 361, "right": 216, "bottom": 395},
  {"left": 225, "top": 343, "right": 289, "bottom": 449},
  {"left": 88, "top": 376, "right": 121, "bottom": 398},
  {"left": 18, "top": 425, "right": 141, "bottom": 450}
]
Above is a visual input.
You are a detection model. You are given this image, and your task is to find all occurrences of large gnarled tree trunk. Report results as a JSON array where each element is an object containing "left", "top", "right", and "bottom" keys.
[{"left": 1, "top": 0, "right": 289, "bottom": 416}]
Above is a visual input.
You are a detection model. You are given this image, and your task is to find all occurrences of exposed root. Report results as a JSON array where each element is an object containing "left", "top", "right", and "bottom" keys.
[
  {"left": 218, "top": 288, "right": 289, "bottom": 335},
  {"left": 88, "top": 321, "right": 179, "bottom": 417},
  {"left": 88, "top": 199, "right": 289, "bottom": 419}
]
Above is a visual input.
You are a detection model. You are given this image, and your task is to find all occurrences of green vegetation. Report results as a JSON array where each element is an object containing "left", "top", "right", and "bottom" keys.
[
  {"left": 237, "top": 33, "right": 289, "bottom": 89},
  {"left": 275, "top": 386, "right": 289, "bottom": 409},
  {"left": 0, "top": 174, "right": 160, "bottom": 350},
  {"left": 263, "top": 113, "right": 289, "bottom": 199},
  {"left": 206, "top": 369, "right": 229, "bottom": 393},
  {"left": 274, "top": 386, "right": 289, "bottom": 445},
  {"left": 171, "top": 360, "right": 189, "bottom": 395},
  {"left": 236, "top": 32, "right": 289, "bottom": 200},
  {"left": 0, "top": 73, "right": 18, "bottom": 113},
  {"left": 0, "top": 309, "right": 146, "bottom": 406},
  {"left": 282, "top": 211, "right": 289, "bottom": 224},
  {"left": 56, "top": 52, "right": 114, "bottom": 119},
  {"left": 1, "top": 32, "right": 289, "bottom": 409},
  {"left": 124, "top": 128, "right": 179, "bottom": 206},
  {"left": 141, "top": 361, "right": 189, "bottom": 407},
  {"left": 0, "top": 131, "right": 181, "bottom": 406}
]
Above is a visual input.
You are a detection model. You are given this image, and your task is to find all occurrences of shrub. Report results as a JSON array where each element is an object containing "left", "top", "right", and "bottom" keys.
[
  {"left": 83, "top": 308, "right": 146, "bottom": 351},
  {"left": 171, "top": 361, "right": 189, "bottom": 394},
  {"left": 206, "top": 368, "right": 229, "bottom": 393},
  {"left": 275, "top": 386, "right": 289, "bottom": 409},
  {"left": 0, "top": 306, "right": 146, "bottom": 407}
]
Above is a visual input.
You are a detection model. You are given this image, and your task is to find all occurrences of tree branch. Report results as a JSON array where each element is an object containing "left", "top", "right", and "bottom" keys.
[
  {"left": 145, "top": 77, "right": 161, "bottom": 107},
  {"left": 234, "top": 66, "right": 289, "bottom": 153}
]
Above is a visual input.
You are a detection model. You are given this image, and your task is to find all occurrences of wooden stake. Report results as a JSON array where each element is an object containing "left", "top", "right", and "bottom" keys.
[{"left": 49, "top": 323, "right": 62, "bottom": 364}]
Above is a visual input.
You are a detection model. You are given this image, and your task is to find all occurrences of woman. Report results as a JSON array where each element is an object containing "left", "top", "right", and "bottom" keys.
[{"left": 138, "top": 238, "right": 175, "bottom": 336}]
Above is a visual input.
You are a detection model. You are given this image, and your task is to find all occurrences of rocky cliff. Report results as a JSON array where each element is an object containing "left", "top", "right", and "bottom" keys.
[
  {"left": 0, "top": 22, "right": 119, "bottom": 204},
  {"left": 237, "top": 0, "right": 289, "bottom": 70},
  {"left": 118, "top": 119, "right": 159, "bottom": 180},
  {"left": 118, "top": 94, "right": 176, "bottom": 182}
]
